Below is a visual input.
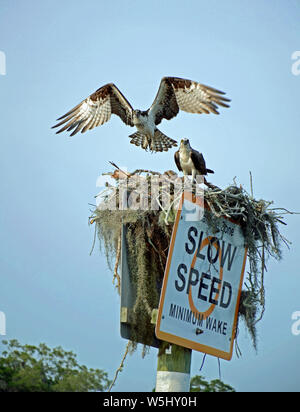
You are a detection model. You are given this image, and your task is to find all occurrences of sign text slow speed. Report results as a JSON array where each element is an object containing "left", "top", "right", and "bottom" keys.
[{"left": 156, "top": 192, "right": 247, "bottom": 360}]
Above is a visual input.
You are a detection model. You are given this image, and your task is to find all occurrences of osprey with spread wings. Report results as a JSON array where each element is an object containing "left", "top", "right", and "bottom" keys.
[{"left": 52, "top": 77, "right": 230, "bottom": 152}]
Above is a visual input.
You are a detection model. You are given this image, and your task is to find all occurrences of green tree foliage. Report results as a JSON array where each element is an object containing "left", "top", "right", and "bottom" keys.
[
  {"left": 0, "top": 339, "right": 111, "bottom": 392},
  {"left": 190, "top": 375, "right": 235, "bottom": 392}
]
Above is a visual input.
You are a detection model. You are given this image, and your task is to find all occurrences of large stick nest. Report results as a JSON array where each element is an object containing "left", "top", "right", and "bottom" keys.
[{"left": 90, "top": 166, "right": 293, "bottom": 354}]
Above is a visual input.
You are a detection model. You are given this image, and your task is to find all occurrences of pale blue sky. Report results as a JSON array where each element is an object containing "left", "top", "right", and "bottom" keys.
[{"left": 0, "top": 0, "right": 300, "bottom": 392}]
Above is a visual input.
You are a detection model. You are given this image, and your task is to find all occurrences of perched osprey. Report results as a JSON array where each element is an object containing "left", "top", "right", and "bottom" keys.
[
  {"left": 52, "top": 77, "right": 230, "bottom": 152},
  {"left": 174, "top": 138, "right": 214, "bottom": 182}
]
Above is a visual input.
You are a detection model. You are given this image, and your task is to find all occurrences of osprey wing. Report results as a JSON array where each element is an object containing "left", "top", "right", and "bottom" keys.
[
  {"left": 190, "top": 149, "right": 208, "bottom": 175},
  {"left": 149, "top": 77, "right": 180, "bottom": 125},
  {"left": 150, "top": 77, "right": 230, "bottom": 125},
  {"left": 169, "top": 77, "right": 230, "bottom": 115},
  {"left": 174, "top": 150, "right": 182, "bottom": 171},
  {"left": 52, "top": 83, "right": 134, "bottom": 136}
]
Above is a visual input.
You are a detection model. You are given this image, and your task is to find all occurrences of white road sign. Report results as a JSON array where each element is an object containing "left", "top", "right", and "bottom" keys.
[{"left": 156, "top": 192, "right": 247, "bottom": 360}]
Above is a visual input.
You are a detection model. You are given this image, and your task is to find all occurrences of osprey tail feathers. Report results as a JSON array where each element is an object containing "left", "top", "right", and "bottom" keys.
[
  {"left": 129, "top": 131, "right": 149, "bottom": 150},
  {"left": 206, "top": 168, "right": 214, "bottom": 174},
  {"left": 129, "top": 129, "right": 177, "bottom": 152},
  {"left": 153, "top": 129, "right": 177, "bottom": 152}
]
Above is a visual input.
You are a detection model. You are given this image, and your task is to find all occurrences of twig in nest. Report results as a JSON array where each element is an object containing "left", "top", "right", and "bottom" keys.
[
  {"left": 109, "top": 161, "right": 131, "bottom": 178},
  {"left": 203, "top": 177, "right": 221, "bottom": 190},
  {"left": 270, "top": 208, "right": 300, "bottom": 214},
  {"left": 131, "top": 168, "right": 161, "bottom": 175},
  {"left": 249, "top": 171, "right": 254, "bottom": 198}
]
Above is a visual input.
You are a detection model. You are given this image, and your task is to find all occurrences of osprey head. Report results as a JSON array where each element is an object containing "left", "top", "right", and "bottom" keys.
[
  {"left": 180, "top": 138, "right": 191, "bottom": 150},
  {"left": 134, "top": 109, "right": 148, "bottom": 118}
]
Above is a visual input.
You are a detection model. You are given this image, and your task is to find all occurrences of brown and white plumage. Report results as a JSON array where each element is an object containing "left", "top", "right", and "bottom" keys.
[
  {"left": 52, "top": 83, "right": 134, "bottom": 136},
  {"left": 52, "top": 77, "right": 230, "bottom": 152},
  {"left": 149, "top": 77, "right": 230, "bottom": 124},
  {"left": 174, "top": 138, "right": 214, "bottom": 182}
]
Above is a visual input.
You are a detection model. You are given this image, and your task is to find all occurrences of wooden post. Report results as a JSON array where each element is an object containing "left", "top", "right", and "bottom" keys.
[{"left": 155, "top": 343, "right": 192, "bottom": 392}]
